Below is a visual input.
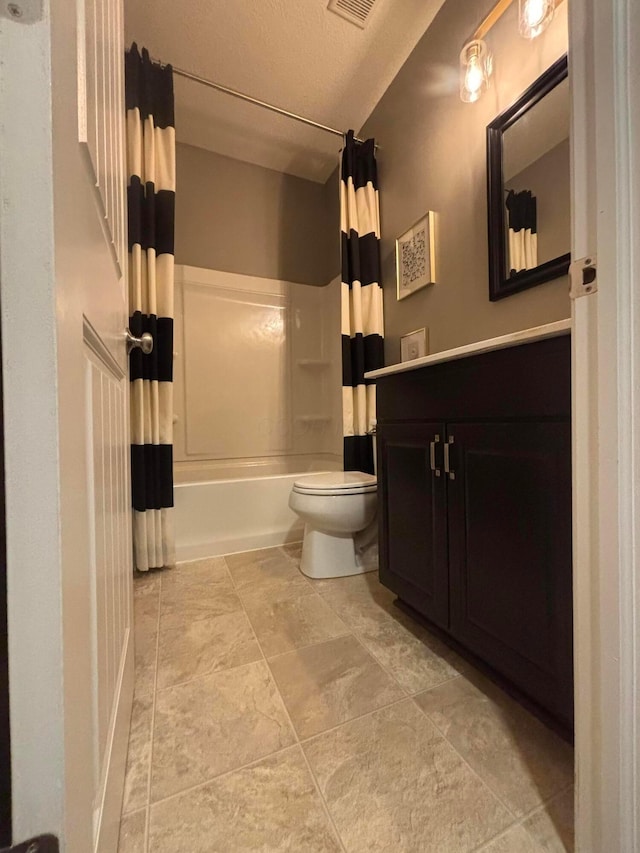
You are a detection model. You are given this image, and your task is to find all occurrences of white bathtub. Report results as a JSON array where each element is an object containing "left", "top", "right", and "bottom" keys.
[{"left": 174, "top": 470, "right": 337, "bottom": 561}]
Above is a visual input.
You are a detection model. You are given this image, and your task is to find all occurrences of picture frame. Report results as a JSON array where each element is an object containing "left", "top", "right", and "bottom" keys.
[
  {"left": 400, "top": 327, "right": 429, "bottom": 362},
  {"left": 396, "top": 212, "right": 436, "bottom": 301}
]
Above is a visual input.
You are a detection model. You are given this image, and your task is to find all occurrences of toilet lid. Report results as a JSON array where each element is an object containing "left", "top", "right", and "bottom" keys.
[{"left": 292, "top": 471, "right": 377, "bottom": 494}]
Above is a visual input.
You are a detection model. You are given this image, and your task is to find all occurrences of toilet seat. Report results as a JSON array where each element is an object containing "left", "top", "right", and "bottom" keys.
[{"left": 292, "top": 471, "right": 377, "bottom": 496}]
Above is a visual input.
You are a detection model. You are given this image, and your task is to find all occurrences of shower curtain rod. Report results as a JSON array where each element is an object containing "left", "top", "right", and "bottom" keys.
[{"left": 162, "top": 62, "right": 377, "bottom": 149}]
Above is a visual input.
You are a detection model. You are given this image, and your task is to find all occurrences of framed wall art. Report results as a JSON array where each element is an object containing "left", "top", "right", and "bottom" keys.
[{"left": 396, "top": 212, "right": 436, "bottom": 301}]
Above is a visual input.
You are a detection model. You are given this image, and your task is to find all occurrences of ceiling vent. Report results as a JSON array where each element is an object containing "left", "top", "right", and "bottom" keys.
[{"left": 327, "top": 0, "right": 377, "bottom": 29}]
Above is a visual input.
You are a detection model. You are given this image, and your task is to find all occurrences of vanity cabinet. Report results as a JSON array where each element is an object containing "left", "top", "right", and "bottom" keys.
[
  {"left": 375, "top": 333, "right": 573, "bottom": 728},
  {"left": 378, "top": 423, "right": 448, "bottom": 629}
]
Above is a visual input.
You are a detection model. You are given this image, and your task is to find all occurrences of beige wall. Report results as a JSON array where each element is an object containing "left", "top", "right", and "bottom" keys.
[
  {"left": 175, "top": 143, "right": 339, "bottom": 286},
  {"left": 359, "top": 0, "right": 570, "bottom": 362}
]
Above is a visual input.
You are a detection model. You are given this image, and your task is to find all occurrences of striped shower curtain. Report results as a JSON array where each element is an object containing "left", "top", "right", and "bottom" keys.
[
  {"left": 506, "top": 189, "right": 538, "bottom": 274},
  {"left": 125, "top": 45, "right": 176, "bottom": 572},
  {"left": 341, "top": 130, "right": 384, "bottom": 475}
]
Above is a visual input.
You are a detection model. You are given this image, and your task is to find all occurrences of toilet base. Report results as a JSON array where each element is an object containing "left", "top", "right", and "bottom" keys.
[{"left": 299, "top": 524, "right": 378, "bottom": 579}]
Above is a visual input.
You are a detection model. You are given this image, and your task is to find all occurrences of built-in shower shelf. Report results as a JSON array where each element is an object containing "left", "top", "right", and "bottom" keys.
[
  {"left": 295, "top": 415, "right": 332, "bottom": 423},
  {"left": 296, "top": 359, "right": 330, "bottom": 368}
]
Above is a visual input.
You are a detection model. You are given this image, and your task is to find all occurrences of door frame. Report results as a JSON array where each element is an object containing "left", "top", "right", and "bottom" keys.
[
  {"left": 571, "top": 0, "right": 640, "bottom": 848},
  {"left": 1, "top": 0, "right": 639, "bottom": 849}
]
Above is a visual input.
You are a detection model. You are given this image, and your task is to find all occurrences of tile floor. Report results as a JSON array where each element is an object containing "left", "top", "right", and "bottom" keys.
[{"left": 119, "top": 545, "right": 574, "bottom": 853}]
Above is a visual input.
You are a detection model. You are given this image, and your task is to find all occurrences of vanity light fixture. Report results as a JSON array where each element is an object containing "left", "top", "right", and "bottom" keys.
[
  {"left": 459, "top": 39, "right": 493, "bottom": 103},
  {"left": 460, "top": 0, "right": 563, "bottom": 103},
  {"left": 518, "top": 0, "right": 555, "bottom": 38}
]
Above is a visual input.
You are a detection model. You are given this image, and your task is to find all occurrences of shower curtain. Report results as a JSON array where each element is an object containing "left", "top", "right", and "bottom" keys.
[
  {"left": 125, "top": 44, "right": 176, "bottom": 572},
  {"left": 506, "top": 189, "right": 538, "bottom": 274},
  {"left": 340, "top": 130, "right": 384, "bottom": 475}
]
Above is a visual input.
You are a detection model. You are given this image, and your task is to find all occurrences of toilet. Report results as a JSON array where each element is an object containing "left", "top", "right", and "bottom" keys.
[{"left": 288, "top": 471, "right": 378, "bottom": 579}]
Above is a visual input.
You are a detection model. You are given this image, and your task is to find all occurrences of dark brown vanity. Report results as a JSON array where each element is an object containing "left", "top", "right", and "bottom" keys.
[{"left": 369, "top": 324, "right": 573, "bottom": 733}]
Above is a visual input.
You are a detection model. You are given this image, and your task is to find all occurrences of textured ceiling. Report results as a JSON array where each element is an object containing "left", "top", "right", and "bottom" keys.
[{"left": 125, "top": 0, "right": 447, "bottom": 182}]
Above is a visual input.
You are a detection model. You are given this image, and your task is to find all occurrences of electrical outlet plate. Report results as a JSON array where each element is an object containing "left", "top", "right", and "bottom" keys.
[{"left": 0, "top": 0, "right": 43, "bottom": 24}]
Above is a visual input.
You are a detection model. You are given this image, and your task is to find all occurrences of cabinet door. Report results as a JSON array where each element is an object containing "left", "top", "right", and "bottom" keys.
[
  {"left": 447, "top": 421, "right": 573, "bottom": 724},
  {"left": 378, "top": 423, "right": 449, "bottom": 628}
]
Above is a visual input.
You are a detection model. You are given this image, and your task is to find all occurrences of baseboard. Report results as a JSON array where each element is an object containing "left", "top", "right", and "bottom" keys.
[
  {"left": 94, "top": 626, "right": 134, "bottom": 853},
  {"left": 176, "top": 526, "right": 304, "bottom": 561}
]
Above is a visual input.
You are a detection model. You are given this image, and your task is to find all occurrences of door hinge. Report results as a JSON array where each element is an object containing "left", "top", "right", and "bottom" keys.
[
  {"left": 569, "top": 255, "right": 597, "bottom": 300},
  {"left": 0, "top": 0, "right": 43, "bottom": 23}
]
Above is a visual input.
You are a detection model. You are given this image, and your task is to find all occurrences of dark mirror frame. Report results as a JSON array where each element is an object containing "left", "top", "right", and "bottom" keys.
[{"left": 487, "top": 54, "right": 570, "bottom": 301}]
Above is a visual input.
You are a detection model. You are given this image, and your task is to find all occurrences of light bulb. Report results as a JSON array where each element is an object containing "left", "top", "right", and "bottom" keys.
[
  {"left": 524, "top": 0, "right": 546, "bottom": 26},
  {"left": 459, "top": 40, "right": 492, "bottom": 103},
  {"left": 465, "top": 57, "right": 484, "bottom": 98},
  {"left": 519, "top": 0, "right": 554, "bottom": 38}
]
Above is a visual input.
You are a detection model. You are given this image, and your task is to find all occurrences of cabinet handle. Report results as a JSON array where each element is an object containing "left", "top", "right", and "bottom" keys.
[
  {"left": 429, "top": 434, "right": 441, "bottom": 477},
  {"left": 444, "top": 436, "right": 455, "bottom": 480}
]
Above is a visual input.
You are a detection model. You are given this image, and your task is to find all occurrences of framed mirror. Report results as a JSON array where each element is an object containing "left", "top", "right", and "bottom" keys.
[{"left": 487, "top": 55, "right": 570, "bottom": 301}]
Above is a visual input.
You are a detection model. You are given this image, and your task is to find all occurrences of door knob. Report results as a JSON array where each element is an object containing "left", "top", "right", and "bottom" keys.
[{"left": 125, "top": 328, "right": 153, "bottom": 355}]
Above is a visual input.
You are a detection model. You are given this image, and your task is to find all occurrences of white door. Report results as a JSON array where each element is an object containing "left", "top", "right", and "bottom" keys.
[
  {"left": 0, "top": 0, "right": 132, "bottom": 850},
  {"left": 570, "top": 0, "right": 640, "bottom": 848}
]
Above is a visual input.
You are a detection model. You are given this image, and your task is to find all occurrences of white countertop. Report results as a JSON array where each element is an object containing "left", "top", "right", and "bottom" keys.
[{"left": 365, "top": 319, "right": 572, "bottom": 380}]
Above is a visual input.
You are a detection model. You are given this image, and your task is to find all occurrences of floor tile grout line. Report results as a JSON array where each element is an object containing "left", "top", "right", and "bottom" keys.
[
  {"left": 119, "top": 662, "right": 457, "bottom": 819},
  {"left": 311, "top": 582, "right": 397, "bottom": 627},
  {"left": 256, "top": 664, "right": 349, "bottom": 851},
  {"left": 259, "top": 627, "right": 353, "bottom": 662},
  {"left": 155, "top": 605, "right": 246, "bottom": 637},
  {"left": 241, "top": 586, "right": 322, "bottom": 610},
  {"left": 297, "top": 694, "right": 412, "bottom": 747},
  {"left": 297, "top": 741, "right": 349, "bottom": 853},
  {"left": 349, "top": 620, "right": 474, "bottom": 699},
  {"left": 142, "top": 695, "right": 410, "bottom": 814},
  {"left": 226, "top": 554, "right": 422, "bottom": 746},
  {"left": 405, "top": 661, "right": 575, "bottom": 825},
  {"left": 146, "top": 743, "right": 300, "bottom": 810},
  {"left": 303, "top": 580, "right": 421, "bottom": 699},
  {"left": 348, "top": 627, "right": 411, "bottom": 697},
  {"left": 415, "top": 687, "right": 574, "bottom": 834},
  {"left": 222, "top": 552, "right": 316, "bottom": 605},
  {"left": 225, "top": 557, "right": 302, "bottom": 749},
  {"left": 153, "top": 591, "right": 358, "bottom": 695},
  {"left": 244, "top": 565, "right": 438, "bottom": 745},
  {"left": 134, "top": 556, "right": 367, "bottom": 842},
  {"left": 469, "top": 819, "right": 527, "bottom": 852},
  {"left": 153, "top": 642, "right": 264, "bottom": 694},
  {"left": 406, "top": 671, "right": 464, "bottom": 697},
  {"left": 410, "top": 689, "right": 575, "bottom": 834},
  {"left": 516, "top": 778, "right": 575, "bottom": 822},
  {"left": 469, "top": 781, "right": 574, "bottom": 853},
  {"left": 228, "top": 561, "right": 349, "bottom": 853},
  {"left": 153, "top": 649, "right": 285, "bottom": 698},
  {"left": 409, "top": 693, "right": 522, "bottom": 823}
]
